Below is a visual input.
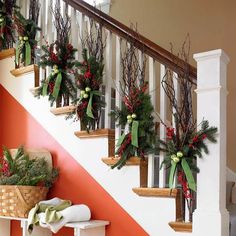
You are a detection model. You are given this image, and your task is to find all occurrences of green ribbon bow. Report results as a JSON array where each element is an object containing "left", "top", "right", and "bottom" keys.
[
  {"left": 15, "top": 38, "right": 31, "bottom": 66},
  {"left": 42, "top": 71, "right": 62, "bottom": 101},
  {"left": 181, "top": 158, "right": 196, "bottom": 191},
  {"left": 86, "top": 90, "right": 101, "bottom": 119},
  {"left": 131, "top": 120, "right": 139, "bottom": 147},
  {"left": 52, "top": 72, "right": 62, "bottom": 100},
  {"left": 168, "top": 157, "right": 196, "bottom": 192}
]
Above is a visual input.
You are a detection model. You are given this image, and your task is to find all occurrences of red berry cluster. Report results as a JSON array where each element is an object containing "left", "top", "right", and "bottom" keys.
[
  {"left": 178, "top": 171, "right": 192, "bottom": 199},
  {"left": 166, "top": 127, "right": 175, "bottom": 140},
  {"left": 117, "top": 133, "right": 132, "bottom": 156}
]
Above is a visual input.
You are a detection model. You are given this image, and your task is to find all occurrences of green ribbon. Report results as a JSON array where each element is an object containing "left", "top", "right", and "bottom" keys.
[
  {"left": 181, "top": 158, "right": 196, "bottom": 191},
  {"left": 15, "top": 44, "right": 20, "bottom": 66},
  {"left": 131, "top": 120, "right": 139, "bottom": 147},
  {"left": 52, "top": 72, "right": 62, "bottom": 100},
  {"left": 15, "top": 39, "right": 31, "bottom": 66},
  {"left": 86, "top": 90, "right": 101, "bottom": 119},
  {"left": 25, "top": 41, "right": 31, "bottom": 66},
  {"left": 42, "top": 78, "right": 49, "bottom": 96},
  {"left": 116, "top": 133, "right": 126, "bottom": 149},
  {"left": 169, "top": 161, "right": 177, "bottom": 189}
]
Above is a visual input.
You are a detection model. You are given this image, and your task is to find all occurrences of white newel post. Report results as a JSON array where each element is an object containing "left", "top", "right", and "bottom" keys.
[{"left": 193, "top": 49, "right": 230, "bottom": 236}]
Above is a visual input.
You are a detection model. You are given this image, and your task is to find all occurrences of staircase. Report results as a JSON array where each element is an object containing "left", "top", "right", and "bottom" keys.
[{"left": 0, "top": 0, "right": 231, "bottom": 236}]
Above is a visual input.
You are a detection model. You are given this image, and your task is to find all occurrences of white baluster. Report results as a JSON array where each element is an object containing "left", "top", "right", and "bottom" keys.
[
  {"left": 148, "top": 57, "right": 156, "bottom": 188},
  {"left": 46, "top": 0, "right": 54, "bottom": 43},
  {"left": 172, "top": 72, "right": 179, "bottom": 127},
  {"left": 77, "top": 12, "right": 85, "bottom": 61},
  {"left": 71, "top": 8, "right": 78, "bottom": 59},
  {"left": 159, "top": 64, "right": 167, "bottom": 188},
  {"left": 104, "top": 30, "right": 112, "bottom": 129},
  {"left": 115, "top": 36, "right": 121, "bottom": 146}
]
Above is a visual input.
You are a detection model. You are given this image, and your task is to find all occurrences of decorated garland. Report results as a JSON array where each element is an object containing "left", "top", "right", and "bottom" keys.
[
  {"left": 0, "top": 0, "right": 18, "bottom": 51},
  {"left": 159, "top": 120, "right": 217, "bottom": 192},
  {"left": 70, "top": 19, "right": 105, "bottom": 131},
  {"left": 38, "top": 3, "right": 77, "bottom": 107},
  {"left": 75, "top": 48, "right": 104, "bottom": 130},
  {"left": 14, "top": 0, "right": 40, "bottom": 67},
  {"left": 111, "top": 42, "right": 156, "bottom": 169},
  {"left": 157, "top": 37, "right": 218, "bottom": 221}
]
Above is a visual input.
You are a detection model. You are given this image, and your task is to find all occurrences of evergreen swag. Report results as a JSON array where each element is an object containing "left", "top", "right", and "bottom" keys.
[
  {"left": 14, "top": 0, "right": 40, "bottom": 67},
  {"left": 74, "top": 20, "right": 105, "bottom": 131},
  {"left": 0, "top": 0, "right": 18, "bottom": 51},
  {"left": 38, "top": 2, "right": 77, "bottom": 107},
  {"left": 111, "top": 42, "right": 156, "bottom": 169},
  {"left": 159, "top": 119, "right": 217, "bottom": 193},
  {"left": 157, "top": 38, "right": 217, "bottom": 221},
  {"left": 0, "top": 146, "right": 58, "bottom": 187}
]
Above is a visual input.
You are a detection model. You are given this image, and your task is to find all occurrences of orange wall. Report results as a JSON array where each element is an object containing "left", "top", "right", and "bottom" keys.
[{"left": 0, "top": 85, "right": 148, "bottom": 236}]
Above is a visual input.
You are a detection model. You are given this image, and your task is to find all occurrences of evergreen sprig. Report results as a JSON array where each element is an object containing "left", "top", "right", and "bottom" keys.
[
  {"left": 0, "top": 146, "right": 58, "bottom": 187},
  {"left": 111, "top": 83, "right": 156, "bottom": 169},
  {"left": 14, "top": 0, "right": 40, "bottom": 67},
  {"left": 0, "top": 0, "right": 18, "bottom": 50},
  {"left": 74, "top": 48, "right": 105, "bottom": 131}
]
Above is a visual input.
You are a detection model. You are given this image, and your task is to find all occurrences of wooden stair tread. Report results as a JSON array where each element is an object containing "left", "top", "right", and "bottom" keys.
[
  {"left": 168, "top": 221, "right": 192, "bottom": 232},
  {"left": 74, "top": 129, "right": 115, "bottom": 139},
  {"left": 29, "top": 86, "right": 40, "bottom": 96},
  {"left": 50, "top": 105, "right": 76, "bottom": 115},
  {"left": 102, "top": 157, "right": 140, "bottom": 166},
  {"left": 10, "top": 64, "right": 39, "bottom": 87},
  {"left": 0, "top": 48, "right": 15, "bottom": 60},
  {"left": 132, "top": 187, "right": 178, "bottom": 198}
]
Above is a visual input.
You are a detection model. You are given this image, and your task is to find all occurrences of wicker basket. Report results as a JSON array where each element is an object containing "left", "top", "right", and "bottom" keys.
[{"left": 0, "top": 185, "right": 48, "bottom": 218}]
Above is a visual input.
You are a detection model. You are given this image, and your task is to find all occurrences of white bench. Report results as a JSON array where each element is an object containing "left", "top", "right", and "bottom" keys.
[{"left": 0, "top": 216, "right": 109, "bottom": 236}]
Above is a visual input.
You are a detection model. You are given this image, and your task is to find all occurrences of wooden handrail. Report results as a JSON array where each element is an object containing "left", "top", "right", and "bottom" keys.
[{"left": 64, "top": 0, "right": 197, "bottom": 83}]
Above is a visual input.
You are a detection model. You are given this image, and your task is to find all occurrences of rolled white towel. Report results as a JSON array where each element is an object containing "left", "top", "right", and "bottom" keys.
[{"left": 39, "top": 204, "right": 91, "bottom": 233}]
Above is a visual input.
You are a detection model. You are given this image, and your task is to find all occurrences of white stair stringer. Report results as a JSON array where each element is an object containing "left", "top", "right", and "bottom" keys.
[{"left": 0, "top": 57, "right": 189, "bottom": 236}]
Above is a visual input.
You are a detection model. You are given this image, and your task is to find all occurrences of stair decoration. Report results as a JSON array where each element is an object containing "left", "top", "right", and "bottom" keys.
[
  {"left": 37, "top": 2, "right": 77, "bottom": 107},
  {"left": 0, "top": 0, "right": 18, "bottom": 51},
  {"left": 0, "top": 146, "right": 58, "bottom": 218},
  {"left": 109, "top": 41, "right": 156, "bottom": 171},
  {"left": 155, "top": 43, "right": 218, "bottom": 224},
  {"left": 13, "top": 0, "right": 40, "bottom": 68},
  {"left": 71, "top": 19, "right": 105, "bottom": 132}
]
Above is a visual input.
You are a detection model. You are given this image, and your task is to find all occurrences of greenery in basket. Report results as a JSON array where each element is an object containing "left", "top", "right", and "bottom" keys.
[
  {"left": 14, "top": 0, "right": 40, "bottom": 67},
  {"left": 0, "top": 146, "right": 58, "bottom": 188},
  {"left": 37, "top": 3, "right": 77, "bottom": 107},
  {"left": 0, "top": 0, "right": 19, "bottom": 51}
]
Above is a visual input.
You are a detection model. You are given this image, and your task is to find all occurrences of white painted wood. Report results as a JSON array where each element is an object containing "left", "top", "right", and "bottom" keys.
[
  {"left": 138, "top": 50, "right": 144, "bottom": 85},
  {"left": 71, "top": 8, "right": 79, "bottom": 59},
  {"left": 115, "top": 36, "right": 121, "bottom": 144},
  {"left": 172, "top": 72, "right": 179, "bottom": 128},
  {"left": 65, "top": 220, "right": 109, "bottom": 229},
  {"left": 104, "top": 30, "right": 112, "bottom": 129},
  {"left": 147, "top": 57, "right": 156, "bottom": 187},
  {"left": 159, "top": 64, "right": 167, "bottom": 188},
  {"left": 77, "top": 12, "right": 85, "bottom": 61},
  {"left": 0, "top": 219, "right": 10, "bottom": 236},
  {"left": 193, "top": 49, "right": 230, "bottom": 236},
  {"left": 46, "top": 0, "right": 54, "bottom": 43}
]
